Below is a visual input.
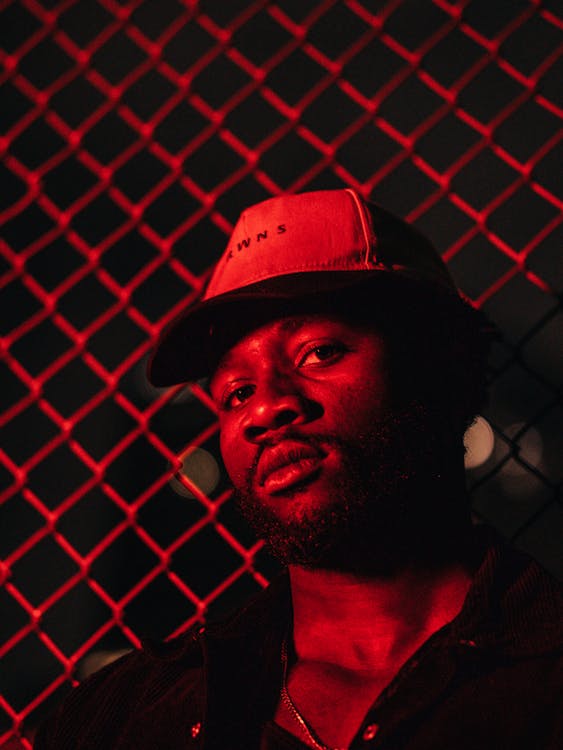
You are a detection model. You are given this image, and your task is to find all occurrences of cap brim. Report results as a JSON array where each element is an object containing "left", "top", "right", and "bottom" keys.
[
  {"left": 147, "top": 269, "right": 460, "bottom": 386},
  {"left": 148, "top": 272, "right": 375, "bottom": 386}
]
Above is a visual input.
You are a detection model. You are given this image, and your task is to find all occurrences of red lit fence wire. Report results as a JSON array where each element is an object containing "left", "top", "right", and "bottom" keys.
[{"left": 0, "top": 0, "right": 561, "bottom": 745}]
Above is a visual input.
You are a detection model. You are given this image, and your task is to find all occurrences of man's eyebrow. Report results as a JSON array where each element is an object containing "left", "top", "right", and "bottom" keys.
[
  {"left": 278, "top": 315, "right": 324, "bottom": 333},
  {"left": 210, "top": 349, "right": 240, "bottom": 381},
  {"left": 210, "top": 316, "right": 334, "bottom": 384}
]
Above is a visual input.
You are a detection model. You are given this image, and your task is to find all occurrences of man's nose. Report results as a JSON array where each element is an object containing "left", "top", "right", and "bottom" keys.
[{"left": 242, "top": 380, "right": 315, "bottom": 442}]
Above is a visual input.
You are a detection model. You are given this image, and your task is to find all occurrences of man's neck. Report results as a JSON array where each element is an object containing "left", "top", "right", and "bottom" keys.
[{"left": 288, "top": 560, "right": 473, "bottom": 674}]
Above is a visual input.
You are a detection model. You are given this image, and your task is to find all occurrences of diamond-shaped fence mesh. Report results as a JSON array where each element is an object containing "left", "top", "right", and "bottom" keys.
[{"left": 0, "top": 0, "right": 562, "bottom": 745}]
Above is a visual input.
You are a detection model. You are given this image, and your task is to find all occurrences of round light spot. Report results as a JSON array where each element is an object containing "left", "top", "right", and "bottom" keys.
[
  {"left": 170, "top": 447, "right": 220, "bottom": 499},
  {"left": 464, "top": 416, "right": 495, "bottom": 469}
]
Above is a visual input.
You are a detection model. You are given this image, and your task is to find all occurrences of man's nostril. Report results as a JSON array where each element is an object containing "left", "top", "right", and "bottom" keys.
[
  {"left": 274, "top": 409, "right": 300, "bottom": 429},
  {"left": 245, "top": 425, "right": 267, "bottom": 441}
]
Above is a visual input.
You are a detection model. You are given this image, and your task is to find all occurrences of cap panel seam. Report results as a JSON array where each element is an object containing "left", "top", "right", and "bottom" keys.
[{"left": 344, "top": 188, "right": 375, "bottom": 266}]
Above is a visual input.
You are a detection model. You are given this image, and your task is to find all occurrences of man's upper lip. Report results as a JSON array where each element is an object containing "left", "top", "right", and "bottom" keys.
[{"left": 257, "top": 440, "right": 325, "bottom": 486}]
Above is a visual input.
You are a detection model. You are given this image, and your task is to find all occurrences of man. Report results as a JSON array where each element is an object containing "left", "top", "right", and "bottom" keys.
[{"left": 36, "top": 190, "right": 561, "bottom": 749}]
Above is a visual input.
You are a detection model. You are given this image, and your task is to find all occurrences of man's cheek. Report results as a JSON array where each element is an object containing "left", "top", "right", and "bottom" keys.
[
  {"left": 221, "top": 442, "right": 250, "bottom": 489},
  {"left": 222, "top": 454, "right": 239, "bottom": 486}
]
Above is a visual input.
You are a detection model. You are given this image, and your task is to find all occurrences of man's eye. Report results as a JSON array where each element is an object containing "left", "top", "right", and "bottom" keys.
[
  {"left": 298, "top": 343, "right": 345, "bottom": 367},
  {"left": 223, "top": 384, "right": 255, "bottom": 409}
]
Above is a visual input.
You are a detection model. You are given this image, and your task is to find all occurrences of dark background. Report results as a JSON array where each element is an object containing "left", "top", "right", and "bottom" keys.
[{"left": 1, "top": 0, "right": 561, "bottom": 745}]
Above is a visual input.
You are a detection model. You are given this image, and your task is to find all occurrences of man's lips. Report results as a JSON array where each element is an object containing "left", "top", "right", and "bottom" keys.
[{"left": 257, "top": 440, "right": 326, "bottom": 495}]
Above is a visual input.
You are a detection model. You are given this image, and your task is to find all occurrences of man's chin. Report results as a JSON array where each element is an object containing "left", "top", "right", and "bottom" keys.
[
  {"left": 234, "top": 480, "right": 349, "bottom": 567},
  {"left": 236, "top": 479, "right": 471, "bottom": 577}
]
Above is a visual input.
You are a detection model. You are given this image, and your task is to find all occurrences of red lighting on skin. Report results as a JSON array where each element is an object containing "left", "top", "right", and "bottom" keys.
[
  {"left": 257, "top": 440, "right": 326, "bottom": 495},
  {"left": 211, "top": 315, "right": 389, "bottom": 524}
]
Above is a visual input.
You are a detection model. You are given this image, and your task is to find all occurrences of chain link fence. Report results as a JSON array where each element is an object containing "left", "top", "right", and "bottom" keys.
[{"left": 1, "top": 0, "right": 561, "bottom": 746}]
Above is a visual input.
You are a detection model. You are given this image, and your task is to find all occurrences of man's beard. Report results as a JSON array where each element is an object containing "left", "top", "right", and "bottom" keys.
[{"left": 234, "top": 402, "right": 472, "bottom": 576}]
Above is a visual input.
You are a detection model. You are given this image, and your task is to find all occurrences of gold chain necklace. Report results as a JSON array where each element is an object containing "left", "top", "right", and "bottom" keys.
[{"left": 280, "top": 637, "right": 346, "bottom": 750}]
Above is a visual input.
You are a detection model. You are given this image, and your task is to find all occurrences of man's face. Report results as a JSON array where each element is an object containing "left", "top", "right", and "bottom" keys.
[
  {"left": 209, "top": 311, "right": 462, "bottom": 572},
  {"left": 210, "top": 312, "right": 411, "bottom": 567}
]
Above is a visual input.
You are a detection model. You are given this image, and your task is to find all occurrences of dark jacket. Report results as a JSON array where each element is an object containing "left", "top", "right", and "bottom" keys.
[{"left": 35, "top": 528, "right": 562, "bottom": 749}]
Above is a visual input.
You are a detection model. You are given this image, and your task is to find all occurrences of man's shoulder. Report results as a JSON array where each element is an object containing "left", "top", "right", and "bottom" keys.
[
  {"left": 469, "top": 525, "right": 563, "bottom": 656},
  {"left": 34, "top": 575, "right": 290, "bottom": 749},
  {"left": 34, "top": 626, "right": 205, "bottom": 749}
]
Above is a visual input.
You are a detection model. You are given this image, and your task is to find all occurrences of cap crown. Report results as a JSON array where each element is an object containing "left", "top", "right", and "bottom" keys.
[{"left": 204, "top": 189, "right": 454, "bottom": 299}]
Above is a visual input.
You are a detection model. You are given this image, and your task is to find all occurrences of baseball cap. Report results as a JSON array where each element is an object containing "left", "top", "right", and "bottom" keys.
[{"left": 148, "top": 188, "right": 460, "bottom": 386}]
